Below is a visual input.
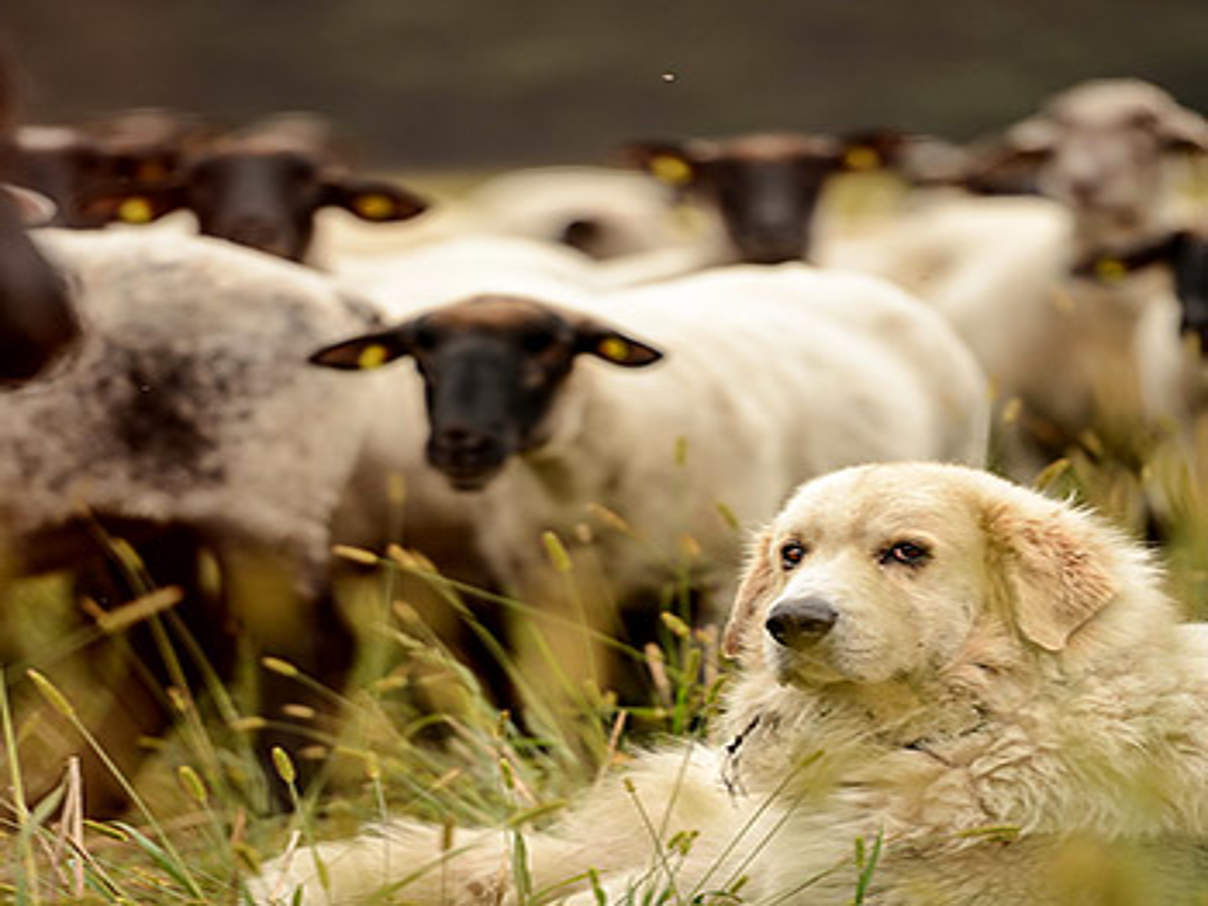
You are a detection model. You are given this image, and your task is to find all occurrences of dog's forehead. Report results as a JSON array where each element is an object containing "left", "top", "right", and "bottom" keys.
[{"left": 774, "top": 465, "right": 977, "bottom": 539}]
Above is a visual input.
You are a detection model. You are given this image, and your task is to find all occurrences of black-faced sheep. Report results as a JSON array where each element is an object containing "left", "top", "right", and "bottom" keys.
[
  {"left": 84, "top": 113, "right": 429, "bottom": 263},
  {"left": 308, "top": 265, "right": 990, "bottom": 717}
]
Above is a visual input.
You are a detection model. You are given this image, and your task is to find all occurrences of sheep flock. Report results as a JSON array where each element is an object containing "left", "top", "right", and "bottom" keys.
[{"left": 3, "top": 47, "right": 1208, "bottom": 905}]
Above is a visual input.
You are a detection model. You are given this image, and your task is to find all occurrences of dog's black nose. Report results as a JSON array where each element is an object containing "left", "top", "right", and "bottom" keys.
[{"left": 765, "top": 596, "right": 838, "bottom": 646}]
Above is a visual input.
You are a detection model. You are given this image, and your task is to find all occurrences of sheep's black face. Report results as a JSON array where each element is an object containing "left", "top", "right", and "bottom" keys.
[
  {"left": 0, "top": 191, "right": 80, "bottom": 382},
  {"left": 624, "top": 133, "right": 903, "bottom": 265},
  {"left": 307, "top": 295, "right": 664, "bottom": 491},
  {"left": 189, "top": 151, "right": 322, "bottom": 262},
  {"left": 416, "top": 313, "right": 580, "bottom": 490},
  {"left": 704, "top": 156, "right": 835, "bottom": 265}
]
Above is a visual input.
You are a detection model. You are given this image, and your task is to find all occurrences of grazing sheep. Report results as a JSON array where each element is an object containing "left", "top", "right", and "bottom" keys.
[
  {"left": 83, "top": 112, "right": 429, "bottom": 263},
  {"left": 253, "top": 462, "right": 1208, "bottom": 906},
  {"left": 308, "top": 265, "right": 989, "bottom": 712},
  {"left": 1, "top": 229, "right": 378, "bottom": 813}
]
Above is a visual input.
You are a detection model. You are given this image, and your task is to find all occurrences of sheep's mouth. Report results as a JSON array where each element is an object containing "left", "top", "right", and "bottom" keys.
[{"left": 434, "top": 462, "right": 504, "bottom": 492}]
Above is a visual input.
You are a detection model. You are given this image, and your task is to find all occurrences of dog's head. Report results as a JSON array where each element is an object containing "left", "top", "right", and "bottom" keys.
[{"left": 722, "top": 463, "right": 1161, "bottom": 687}]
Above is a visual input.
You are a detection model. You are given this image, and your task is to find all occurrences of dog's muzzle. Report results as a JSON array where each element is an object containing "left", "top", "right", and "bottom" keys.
[{"left": 765, "top": 596, "right": 838, "bottom": 648}]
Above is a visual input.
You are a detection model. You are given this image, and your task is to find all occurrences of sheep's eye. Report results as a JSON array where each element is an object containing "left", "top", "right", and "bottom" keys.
[
  {"left": 779, "top": 540, "right": 807, "bottom": 570},
  {"left": 880, "top": 541, "right": 931, "bottom": 567}
]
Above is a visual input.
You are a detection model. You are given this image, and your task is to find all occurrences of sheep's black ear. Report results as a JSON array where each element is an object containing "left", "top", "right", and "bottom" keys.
[
  {"left": 958, "top": 124, "right": 1056, "bottom": 196},
  {"left": 320, "top": 177, "right": 428, "bottom": 222},
  {"left": 571, "top": 316, "right": 662, "bottom": 367},
  {"left": 78, "top": 183, "right": 188, "bottom": 225},
  {"left": 617, "top": 140, "right": 700, "bottom": 187},
  {"left": 308, "top": 327, "right": 413, "bottom": 370},
  {"left": 2, "top": 184, "right": 56, "bottom": 225},
  {"left": 1071, "top": 232, "right": 1186, "bottom": 282}
]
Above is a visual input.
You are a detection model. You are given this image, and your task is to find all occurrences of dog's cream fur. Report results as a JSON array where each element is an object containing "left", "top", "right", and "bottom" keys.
[{"left": 253, "top": 463, "right": 1208, "bottom": 905}]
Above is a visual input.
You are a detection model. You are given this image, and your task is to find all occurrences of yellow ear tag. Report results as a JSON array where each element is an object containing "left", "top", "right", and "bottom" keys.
[
  {"left": 843, "top": 146, "right": 881, "bottom": 171},
  {"left": 650, "top": 155, "right": 693, "bottom": 186},
  {"left": 598, "top": 337, "right": 630, "bottom": 362},
  {"left": 354, "top": 194, "right": 397, "bottom": 220},
  {"left": 117, "top": 197, "right": 153, "bottom": 224},
  {"left": 357, "top": 343, "right": 389, "bottom": 369},
  {"left": 1094, "top": 258, "right": 1127, "bottom": 281}
]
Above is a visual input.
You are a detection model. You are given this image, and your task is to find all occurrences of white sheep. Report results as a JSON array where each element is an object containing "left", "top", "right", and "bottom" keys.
[
  {"left": 309, "top": 264, "right": 990, "bottom": 708},
  {"left": 3, "top": 228, "right": 379, "bottom": 811},
  {"left": 819, "top": 81, "right": 1208, "bottom": 473},
  {"left": 973, "top": 78, "right": 1208, "bottom": 249}
]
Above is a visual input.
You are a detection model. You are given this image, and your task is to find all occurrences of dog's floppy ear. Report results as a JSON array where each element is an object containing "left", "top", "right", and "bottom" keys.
[
  {"left": 722, "top": 527, "right": 776, "bottom": 658},
  {"left": 989, "top": 501, "right": 1117, "bottom": 652}
]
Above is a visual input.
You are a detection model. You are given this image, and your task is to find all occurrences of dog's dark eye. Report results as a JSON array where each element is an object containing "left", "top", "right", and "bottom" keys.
[
  {"left": 780, "top": 540, "right": 807, "bottom": 570},
  {"left": 880, "top": 541, "right": 930, "bottom": 567}
]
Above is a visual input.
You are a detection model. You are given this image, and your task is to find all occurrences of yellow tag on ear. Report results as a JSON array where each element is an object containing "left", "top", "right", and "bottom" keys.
[
  {"left": 117, "top": 197, "right": 153, "bottom": 224},
  {"left": 594, "top": 338, "right": 632, "bottom": 362},
  {"left": 1094, "top": 257, "right": 1127, "bottom": 281},
  {"left": 843, "top": 146, "right": 881, "bottom": 171},
  {"left": 357, "top": 344, "right": 389, "bottom": 369},
  {"left": 598, "top": 337, "right": 630, "bottom": 362},
  {"left": 353, "top": 194, "right": 397, "bottom": 220},
  {"left": 649, "top": 155, "right": 693, "bottom": 186}
]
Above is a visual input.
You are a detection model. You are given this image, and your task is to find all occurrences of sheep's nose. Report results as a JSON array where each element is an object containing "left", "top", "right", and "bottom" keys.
[{"left": 765, "top": 596, "right": 838, "bottom": 646}]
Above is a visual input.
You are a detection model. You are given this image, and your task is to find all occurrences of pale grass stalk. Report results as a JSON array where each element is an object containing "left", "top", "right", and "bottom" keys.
[
  {"left": 622, "top": 776, "right": 684, "bottom": 906},
  {"left": 25, "top": 669, "right": 203, "bottom": 899},
  {"left": 50, "top": 756, "right": 85, "bottom": 898},
  {"left": 689, "top": 750, "right": 823, "bottom": 900},
  {"left": 1, "top": 667, "right": 39, "bottom": 905}
]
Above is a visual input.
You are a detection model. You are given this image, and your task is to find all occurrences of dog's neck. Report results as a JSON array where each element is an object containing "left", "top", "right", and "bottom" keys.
[{"left": 716, "top": 669, "right": 992, "bottom": 798}]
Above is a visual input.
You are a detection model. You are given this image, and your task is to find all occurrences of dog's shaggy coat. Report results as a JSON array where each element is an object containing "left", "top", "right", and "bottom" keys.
[{"left": 253, "top": 463, "right": 1208, "bottom": 904}]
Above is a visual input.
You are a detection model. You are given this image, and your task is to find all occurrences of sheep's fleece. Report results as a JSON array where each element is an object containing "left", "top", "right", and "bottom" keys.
[
  {"left": 253, "top": 462, "right": 1208, "bottom": 905},
  {"left": 2, "top": 230, "right": 376, "bottom": 588}
]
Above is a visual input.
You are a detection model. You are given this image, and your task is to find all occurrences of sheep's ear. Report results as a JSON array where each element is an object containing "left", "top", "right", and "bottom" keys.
[
  {"left": 1002, "top": 116, "right": 1061, "bottom": 155},
  {"left": 2, "top": 184, "right": 56, "bottom": 225},
  {"left": 78, "top": 183, "right": 188, "bottom": 225},
  {"left": 308, "top": 327, "right": 413, "bottom": 371},
  {"left": 987, "top": 499, "right": 1118, "bottom": 652},
  {"left": 840, "top": 131, "right": 971, "bottom": 185},
  {"left": 1071, "top": 232, "right": 1185, "bottom": 282},
  {"left": 618, "top": 140, "right": 703, "bottom": 188},
  {"left": 320, "top": 177, "right": 428, "bottom": 222},
  {"left": 836, "top": 129, "right": 908, "bottom": 172},
  {"left": 572, "top": 316, "right": 662, "bottom": 367},
  {"left": 958, "top": 120, "right": 1057, "bottom": 195},
  {"left": 722, "top": 527, "right": 776, "bottom": 658},
  {"left": 1157, "top": 108, "right": 1208, "bottom": 153}
]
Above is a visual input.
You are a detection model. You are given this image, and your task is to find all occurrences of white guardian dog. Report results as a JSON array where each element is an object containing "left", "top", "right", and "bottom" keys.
[{"left": 253, "top": 463, "right": 1208, "bottom": 905}]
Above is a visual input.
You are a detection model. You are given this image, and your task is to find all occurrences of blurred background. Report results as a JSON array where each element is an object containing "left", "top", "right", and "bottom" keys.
[{"left": 5, "top": 0, "right": 1208, "bottom": 169}]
